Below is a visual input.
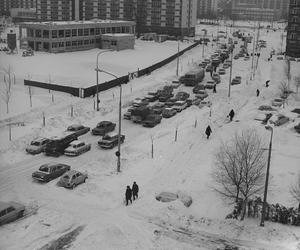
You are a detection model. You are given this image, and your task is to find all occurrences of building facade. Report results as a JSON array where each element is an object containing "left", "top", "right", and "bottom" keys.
[
  {"left": 19, "top": 19, "right": 135, "bottom": 52},
  {"left": 35, "top": 0, "right": 197, "bottom": 37},
  {"left": 10, "top": 8, "right": 36, "bottom": 22},
  {"left": 0, "top": 0, "right": 36, "bottom": 16},
  {"left": 231, "top": 0, "right": 289, "bottom": 21},
  {"left": 286, "top": 0, "right": 300, "bottom": 58},
  {"left": 197, "top": 0, "right": 219, "bottom": 19}
]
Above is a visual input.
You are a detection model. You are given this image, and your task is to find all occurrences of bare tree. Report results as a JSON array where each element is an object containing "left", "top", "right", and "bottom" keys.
[
  {"left": 284, "top": 59, "right": 291, "bottom": 89},
  {"left": 212, "top": 129, "right": 266, "bottom": 220},
  {"left": 1, "top": 76, "right": 12, "bottom": 113},
  {"left": 290, "top": 174, "right": 300, "bottom": 211},
  {"left": 294, "top": 75, "right": 300, "bottom": 94}
]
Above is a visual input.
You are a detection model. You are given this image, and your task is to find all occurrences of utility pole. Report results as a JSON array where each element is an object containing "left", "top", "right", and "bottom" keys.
[
  {"left": 176, "top": 39, "right": 180, "bottom": 76},
  {"left": 228, "top": 51, "right": 233, "bottom": 97},
  {"left": 251, "top": 25, "right": 256, "bottom": 80},
  {"left": 117, "top": 83, "right": 122, "bottom": 172}
]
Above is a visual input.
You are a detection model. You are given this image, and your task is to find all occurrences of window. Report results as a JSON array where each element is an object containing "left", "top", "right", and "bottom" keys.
[
  {"left": 58, "top": 30, "right": 64, "bottom": 38},
  {"left": 66, "top": 41, "right": 71, "bottom": 47},
  {"left": 72, "top": 41, "right": 77, "bottom": 46},
  {"left": 106, "top": 27, "right": 111, "bottom": 33},
  {"left": 78, "top": 40, "right": 83, "bottom": 46},
  {"left": 90, "top": 28, "right": 95, "bottom": 35},
  {"left": 72, "top": 29, "right": 77, "bottom": 37},
  {"left": 52, "top": 42, "right": 57, "bottom": 48},
  {"left": 43, "top": 30, "right": 49, "bottom": 38},
  {"left": 65, "top": 29, "right": 71, "bottom": 37},
  {"left": 90, "top": 39, "right": 94, "bottom": 44},
  {"left": 111, "top": 40, "right": 117, "bottom": 46},
  {"left": 84, "top": 40, "right": 89, "bottom": 45},
  {"left": 101, "top": 28, "right": 105, "bottom": 34},
  {"left": 95, "top": 28, "right": 100, "bottom": 35},
  {"left": 52, "top": 30, "right": 57, "bottom": 38},
  {"left": 58, "top": 42, "right": 64, "bottom": 47},
  {"left": 84, "top": 28, "right": 89, "bottom": 36},
  {"left": 78, "top": 29, "right": 83, "bottom": 36},
  {"left": 35, "top": 29, "right": 41, "bottom": 38}
]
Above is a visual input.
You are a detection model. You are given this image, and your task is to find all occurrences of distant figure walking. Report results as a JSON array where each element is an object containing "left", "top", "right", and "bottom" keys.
[
  {"left": 228, "top": 109, "right": 235, "bottom": 121},
  {"left": 213, "top": 84, "right": 217, "bottom": 93},
  {"left": 125, "top": 186, "right": 132, "bottom": 206},
  {"left": 265, "top": 80, "right": 270, "bottom": 87},
  {"left": 205, "top": 125, "right": 212, "bottom": 139},
  {"left": 132, "top": 181, "right": 139, "bottom": 201},
  {"left": 256, "top": 89, "right": 260, "bottom": 97}
]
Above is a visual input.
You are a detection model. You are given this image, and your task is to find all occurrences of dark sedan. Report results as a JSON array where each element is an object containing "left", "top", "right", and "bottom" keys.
[
  {"left": 32, "top": 163, "right": 71, "bottom": 182},
  {"left": 91, "top": 121, "right": 116, "bottom": 136}
]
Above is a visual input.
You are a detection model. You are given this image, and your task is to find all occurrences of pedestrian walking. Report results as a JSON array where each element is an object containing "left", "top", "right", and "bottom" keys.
[
  {"left": 265, "top": 80, "right": 270, "bottom": 87},
  {"left": 256, "top": 89, "right": 260, "bottom": 97},
  {"left": 228, "top": 109, "right": 235, "bottom": 121},
  {"left": 132, "top": 181, "right": 139, "bottom": 200},
  {"left": 205, "top": 125, "right": 212, "bottom": 139},
  {"left": 125, "top": 185, "right": 132, "bottom": 206},
  {"left": 213, "top": 84, "right": 216, "bottom": 93}
]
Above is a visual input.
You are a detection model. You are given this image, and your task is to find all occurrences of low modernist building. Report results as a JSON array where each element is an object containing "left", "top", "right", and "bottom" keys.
[
  {"left": 19, "top": 19, "right": 135, "bottom": 53},
  {"left": 10, "top": 8, "right": 36, "bottom": 22},
  {"left": 101, "top": 33, "right": 134, "bottom": 51}
]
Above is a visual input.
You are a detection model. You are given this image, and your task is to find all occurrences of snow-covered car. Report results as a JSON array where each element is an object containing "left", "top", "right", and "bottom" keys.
[
  {"left": 175, "top": 91, "right": 190, "bottom": 101},
  {"left": 271, "top": 98, "right": 284, "bottom": 107},
  {"left": 244, "top": 56, "right": 250, "bottom": 61},
  {"left": 0, "top": 201, "right": 25, "bottom": 226},
  {"left": 26, "top": 137, "right": 50, "bottom": 154},
  {"left": 173, "top": 100, "right": 187, "bottom": 112},
  {"left": 195, "top": 90, "right": 208, "bottom": 100},
  {"left": 98, "top": 134, "right": 125, "bottom": 149},
  {"left": 123, "top": 111, "right": 132, "bottom": 120},
  {"left": 218, "top": 68, "right": 226, "bottom": 75},
  {"left": 258, "top": 105, "right": 276, "bottom": 111},
  {"left": 193, "top": 84, "right": 205, "bottom": 94},
  {"left": 269, "top": 114, "right": 289, "bottom": 126},
  {"left": 234, "top": 55, "right": 239, "bottom": 60},
  {"left": 165, "top": 98, "right": 177, "bottom": 107},
  {"left": 143, "top": 94, "right": 158, "bottom": 102},
  {"left": 212, "top": 73, "right": 221, "bottom": 84},
  {"left": 66, "top": 124, "right": 90, "bottom": 137},
  {"left": 162, "top": 107, "right": 177, "bottom": 118},
  {"left": 32, "top": 163, "right": 71, "bottom": 182},
  {"left": 132, "top": 97, "right": 149, "bottom": 107},
  {"left": 91, "top": 121, "right": 116, "bottom": 135},
  {"left": 58, "top": 170, "right": 88, "bottom": 189},
  {"left": 198, "top": 100, "right": 212, "bottom": 108},
  {"left": 205, "top": 81, "right": 216, "bottom": 89},
  {"left": 294, "top": 123, "right": 300, "bottom": 133},
  {"left": 170, "top": 80, "right": 181, "bottom": 89},
  {"left": 64, "top": 140, "right": 91, "bottom": 156}
]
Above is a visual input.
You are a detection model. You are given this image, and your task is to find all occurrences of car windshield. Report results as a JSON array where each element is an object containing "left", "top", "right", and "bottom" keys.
[
  {"left": 174, "top": 102, "right": 182, "bottom": 106},
  {"left": 31, "top": 141, "right": 40, "bottom": 146},
  {"left": 39, "top": 166, "right": 50, "bottom": 172},
  {"left": 62, "top": 175, "right": 70, "bottom": 180}
]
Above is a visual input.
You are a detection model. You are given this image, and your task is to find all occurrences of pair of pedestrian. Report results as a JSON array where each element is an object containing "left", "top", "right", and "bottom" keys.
[{"left": 125, "top": 181, "right": 139, "bottom": 206}]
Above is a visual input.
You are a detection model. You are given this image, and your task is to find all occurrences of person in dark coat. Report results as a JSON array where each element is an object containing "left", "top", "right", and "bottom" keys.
[
  {"left": 132, "top": 181, "right": 139, "bottom": 200},
  {"left": 265, "top": 80, "right": 270, "bottom": 87},
  {"left": 256, "top": 89, "right": 260, "bottom": 97},
  {"left": 228, "top": 109, "right": 235, "bottom": 121},
  {"left": 125, "top": 186, "right": 132, "bottom": 206},
  {"left": 213, "top": 84, "right": 216, "bottom": 93},
  {"left": 205, "top": 125, "right": 212, "bottom": 139}
]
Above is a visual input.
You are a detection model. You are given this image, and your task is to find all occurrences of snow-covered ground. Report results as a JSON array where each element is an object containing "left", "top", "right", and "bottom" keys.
[{"left": 0, "top": 22, "right": 300, "bottom": 250}]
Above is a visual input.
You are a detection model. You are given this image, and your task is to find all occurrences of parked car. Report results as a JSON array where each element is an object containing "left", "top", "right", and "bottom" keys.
[
  {"left": 143, "top": 94, "right": 158, "bottom": 102},
  {"left": 234, "top": 55, "right": 239, "bottom": 60},
  {"left": 0, "top": 201, "right": 25, "bottom": 226},
  {"left": 123, "top": 111, "right": 132, "bottom": 120},
  {"left": 244, "top": 56, "right": 250, "bottom": 61},
  {"left": 294, "top": 123, "right": 300, "bottom": 133},
  {"left": 271, "top": 98, "right": 284, "bottom": 107},
  {"left": 199, "top": 100, "right": 212, "bottom": 108},
  {"left": 199, "top": 62, "right": 207, "bottom": 68},
  {"left": 58, "top": 170, "right": 88, "bottom": 189},
  {"left": 165, "top": 98, "right": 177, "bottom": 107},
  {"left": 205, "top": 81, "right": 216, "bottom": 89},
  {"left": 206, "top": 64, "right": 213, "bottom": 72},
  {"left": 270, "top": 114, "right": 289, "bottom": 126},
  {"left": 64, "top": 140, "right": 91, "bottom": 156},
  {"left": 218, "top": 68, "right": 226, "bottom": 75},
  {"left": 98, "top": 134, "right": 125, "bottom": 149},
  {"left": 175, "top": 91, "right": 190, "bottom": 101},
  {"left": 142, "top": 114, "right": 162, "bottom": 127},
  {"left": 26, "top": 137, "right": 50, "bottom": 154},
  {"left": 32, "top": 163, "right": 71, "bottom": 182},
  {"left": 186, "top": 99, "right": 193, "bottom": 107},
  {"left": 92, "top": 121, "right": 116, "bottom": 135},
  {"left": 132, "top": 97, "right": 149, "bottom": 107},
  {"left": 195, "top": 90, "right": 208, "bottom": 100},
  {"left": 171, "top": 80, "right": 181, "bottom": 89},
  {"left": 66, "top": 124, "right": 90, "bottom": 137},
  {"left": 173, "top": 100, "right": 187, "bottom": 112},
  {"left": 258, "top": 105, "right": 276, "bottom": 111},
  {"left": 231, "top": 76, "right": 241, "bottom": 85},
  {"left": 192, "top": 98, "right": 201, "bottom": 105},
  {"left": 162, "top": 107, "right": 177, "bottom": 118},
  {"left": 158, "top": 92, "right": 174, "bottom": 102},
  {"left": 22, "top": 50, "right": 34, "bottom": 57},
  {"left": 193, "top": 84, "right": 206, "bottom": 94},
  {"left": 151, "top": 103, "right": 165, "bottom": 114},
  {"left": 45, "top": 134, "right": 78, "bottom": 157}
]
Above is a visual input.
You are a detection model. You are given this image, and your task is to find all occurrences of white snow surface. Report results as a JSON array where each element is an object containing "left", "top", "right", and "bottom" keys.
[{"left": 0, "top": 22, "right": 300, "bottom": 250}]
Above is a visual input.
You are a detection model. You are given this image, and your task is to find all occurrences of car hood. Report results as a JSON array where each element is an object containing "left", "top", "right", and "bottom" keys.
[
  {"left": 92, "top": 127, "right": 105, "bottom": 132},
  {"left": 26, "top": 145, "right": 40, "bottom": 151},
  {"left": 65, "top": 147, "right": 76, "bottom": 152}
]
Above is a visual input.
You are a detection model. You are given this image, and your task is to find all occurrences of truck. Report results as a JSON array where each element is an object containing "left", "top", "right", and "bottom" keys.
[
  {"left": 131, "top": 106, "right": 151, "bottom": 123},
  {"left": 182, "top": 69, "right": 205, "bottom": 86},
  {"left": 142, "top": 114, "right": 162, "bottom": 127},
  {"left": 98, "top": 134, "right": 125, "bottom": 149}
]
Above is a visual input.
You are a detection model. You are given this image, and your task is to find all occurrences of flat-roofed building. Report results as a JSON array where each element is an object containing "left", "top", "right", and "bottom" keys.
[
  {"left": 10, "top": 8, "right": 36, "bottom": 22},
  {"left": 19, "top": 19, "right": 135, "bottom": 53},
  {"left": 286, "top": 0, "right": 300, "bottom": 58}
]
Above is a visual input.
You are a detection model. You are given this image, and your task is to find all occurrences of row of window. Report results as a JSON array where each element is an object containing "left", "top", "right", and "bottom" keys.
[{"left": 51, "top": 39, "right": 102, "bottom": 48}]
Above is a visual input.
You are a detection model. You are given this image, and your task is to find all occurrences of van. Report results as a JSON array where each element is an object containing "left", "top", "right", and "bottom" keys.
[{"left": 182, "top": 69, "right": 205, "bottom": 86}]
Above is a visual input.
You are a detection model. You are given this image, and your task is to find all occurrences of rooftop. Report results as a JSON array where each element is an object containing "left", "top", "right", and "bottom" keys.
[{"left": 21, "top": 19, "right": 135, "bottom": 26}]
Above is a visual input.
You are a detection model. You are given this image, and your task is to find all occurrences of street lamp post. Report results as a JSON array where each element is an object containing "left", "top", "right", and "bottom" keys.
[
  {"left": 260, "top": 125, "right": 273, "bottom": 227},
  {"left": 228, "top": 50, "right": 233, "bottom": 97},
  {"left": 95, "top": 68, "right": 122, "bottom": 172},
  {"left": 95, "top": 50, "right": 112, "bottom": 111},
  {"left": 176, "top": 39, "right": 180, "bottom": 76}
]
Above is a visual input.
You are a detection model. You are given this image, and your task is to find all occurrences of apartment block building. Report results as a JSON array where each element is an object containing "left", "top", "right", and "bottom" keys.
[
  {"left": 231, "top": 0, "right": 289, "bottom": 21},
  {"left": 197, "top": 0, "right": 219, "bottom": 19},
  {"left": 0, "top": 0, "right": 36, "bottom": 16},
  {"left": 286, "top": 0, "right": 300, "bottom": 58},
  {"left": 35, "top": 0, "right": 197, "bottom": 37}
]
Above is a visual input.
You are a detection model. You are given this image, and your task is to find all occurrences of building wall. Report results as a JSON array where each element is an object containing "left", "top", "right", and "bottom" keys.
[
  {"left": 197, "top": 0, "right": 219, "bottom": 19},
  {"left": 1, "top": 0, "right": 36, "bottom": 16},
  {"left": 286, "top": 0, "right": 300, "bottom": 58}
]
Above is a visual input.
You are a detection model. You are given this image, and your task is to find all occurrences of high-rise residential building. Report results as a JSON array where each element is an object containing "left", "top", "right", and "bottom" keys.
[
  {"left": 0, "top": 0, "right": 36, "bottom": 16},
  {"left": 231, "top": 0, "right": 289, "bottom": 21},
  {"left": 35, "top": 0, "right": 197, "bottom": 37},
  {"left": 217, "top": 0, "right": 233, "bottom": 19},
  {"left": 197, "top": 0, "right": 219, "bottom": 19},
  {"left": 286, "top": 0, "right": 300, "bottom": 58}
]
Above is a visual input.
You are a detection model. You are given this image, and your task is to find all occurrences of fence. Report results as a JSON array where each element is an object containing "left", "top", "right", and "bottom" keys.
[{"left": 24, "top": 40, "right": 201, "bottom": 98}]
